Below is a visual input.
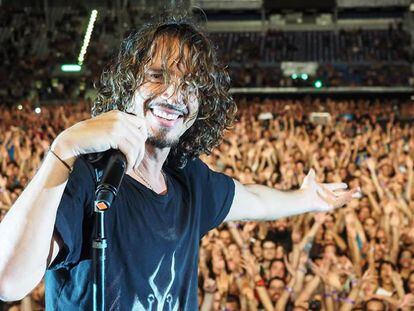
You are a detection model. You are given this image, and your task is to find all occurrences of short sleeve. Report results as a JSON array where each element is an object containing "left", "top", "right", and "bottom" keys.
[
  {"left": 184, "top": 158, "right": 235, "bottom": 237},
  {"left": 48, "top": 157, "right": 95, "bottom": 270}
]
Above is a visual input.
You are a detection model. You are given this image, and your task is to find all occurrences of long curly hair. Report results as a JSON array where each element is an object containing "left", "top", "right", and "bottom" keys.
[{"left": 93, "top": 14, "right": 237, "bottom": 168}]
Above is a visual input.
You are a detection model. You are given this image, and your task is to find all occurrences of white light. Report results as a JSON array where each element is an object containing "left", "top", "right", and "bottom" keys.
[
  {"left": 35, "top": 107, "right": 41, "bottom": 114},
  {"left": 17, "top": 104, "right": 23, "bottom": 110},
  {"left": 78, "top": 10, "right": 98, "bottom": 65},
  {"left": 61, "top": 64, "right": 82, "bottom": 72}
]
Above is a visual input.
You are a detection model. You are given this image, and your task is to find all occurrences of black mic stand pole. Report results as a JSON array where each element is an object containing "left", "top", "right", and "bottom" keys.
[{"left": 91, "top": 151, "right": 126, "bottom": 311}]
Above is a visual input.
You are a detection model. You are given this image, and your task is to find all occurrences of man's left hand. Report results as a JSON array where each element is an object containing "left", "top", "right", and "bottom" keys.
[{"left": 301, "top": 169, "right": 361, "bottom": 212}]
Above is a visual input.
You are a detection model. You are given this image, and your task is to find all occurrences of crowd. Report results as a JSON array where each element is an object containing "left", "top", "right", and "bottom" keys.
[
  {"left": 0, "top": 6, "right": 412, "bottom": 107},
  {"left": 211, "top": 25, "right": 411, "bottom": 64},
  {"left": 1, "top": 97, "right": 414, "bottom": 310}
]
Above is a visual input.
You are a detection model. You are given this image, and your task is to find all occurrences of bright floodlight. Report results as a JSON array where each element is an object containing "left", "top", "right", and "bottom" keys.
[
  {"left": 301, "top": 73, "right": 308, "bottom": 80},
  {"left": 291, "top": 73, "right": 298, "bottom": 79},
  {"left": 17, "top": 104, "right": 23, "bottom": 110},
  {"left": 35, "top": 107, "right": 41, "bottom": 114},
  {"left": 61, "top": 64, "right": 82, "bottom": 72}
]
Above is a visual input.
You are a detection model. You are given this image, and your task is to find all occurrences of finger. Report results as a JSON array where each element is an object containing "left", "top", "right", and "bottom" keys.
[
  {"left": 118, "top": 127, "right": 145, "bottom": 170},
  {"left": 123, "top": 112, "right": 148, "bottom": 138},
  {"left": 319, "top": 183, "right": 338, "bottom": 201},
  {"left": 301, "top": 168, "right": 316, "bottom": 189},
  {"left": 344, "top": 188, "right": 361, "bottom": 201},
  {"left": 116, "top": 138, "right": 136, "bottom": 172},
  {"left": 323, "top": 183, "right": 348, "bottom": 191},
  {"left": 332, "top": 191, "right": 355, "bottom": 208}
]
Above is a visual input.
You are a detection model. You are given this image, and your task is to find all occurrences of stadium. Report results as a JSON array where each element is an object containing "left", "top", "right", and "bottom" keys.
[{"left": 1, "top": 0, "right": 414, "bottom": 310}]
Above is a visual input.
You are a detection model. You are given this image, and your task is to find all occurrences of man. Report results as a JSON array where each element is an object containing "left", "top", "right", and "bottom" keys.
[
  {"left": 260, "top": 239, "right": 277, "bottom": 271},
  {"left": 0, "top": 16, "right": 359, "bottom": 309},
  {"left": 267, "top": 277, "right": 285, "bottom": 303}
]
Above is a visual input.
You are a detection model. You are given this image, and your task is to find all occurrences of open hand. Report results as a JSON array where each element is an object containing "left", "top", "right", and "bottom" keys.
[{"left": 300, "top": 169, "right": 361, "bottom": 212}]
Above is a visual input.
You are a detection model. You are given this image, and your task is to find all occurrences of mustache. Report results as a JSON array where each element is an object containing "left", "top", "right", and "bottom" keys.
[{"left": 148, "top": 101, "right": 189, "bottom": 115}]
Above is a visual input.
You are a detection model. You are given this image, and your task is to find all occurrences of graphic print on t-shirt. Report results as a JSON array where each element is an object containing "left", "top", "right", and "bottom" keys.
[{"left": 132, "top": 251, "right": 179, "bottom": 311}]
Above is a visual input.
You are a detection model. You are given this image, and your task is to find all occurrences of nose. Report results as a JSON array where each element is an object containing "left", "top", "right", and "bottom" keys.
[{"left": 160, "top": 82, "right": 177, "bottom": 101}]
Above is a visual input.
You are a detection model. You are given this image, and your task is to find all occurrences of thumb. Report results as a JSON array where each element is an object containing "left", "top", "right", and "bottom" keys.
[{"left": 301, "top": 168, "right": 316, "bottom": 189}]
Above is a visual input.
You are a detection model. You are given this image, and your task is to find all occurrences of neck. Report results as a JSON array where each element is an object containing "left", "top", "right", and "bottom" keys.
[
  {"left": 126, "top": 142, "right": 170, "bottom": 193},
  {"left": 139, "top": 143, "right": 170, "bottom": 175}
]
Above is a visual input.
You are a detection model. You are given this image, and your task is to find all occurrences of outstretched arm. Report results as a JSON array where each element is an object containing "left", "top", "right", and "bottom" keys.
[{"left": 226, "top": 169, "right": 360, "bottom": 222}]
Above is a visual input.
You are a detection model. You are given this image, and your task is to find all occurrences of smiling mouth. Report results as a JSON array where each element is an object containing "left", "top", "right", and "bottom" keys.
[
  {"left": 150, "top": 107, "right": 183, "bottom": 121},
  {"left": 147, "top": 102, "right": 188, "bottom": 123}
]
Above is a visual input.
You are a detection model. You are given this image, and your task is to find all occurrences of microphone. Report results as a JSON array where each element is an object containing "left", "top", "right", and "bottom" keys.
[{"left": 88, "top": 150, "right": 127, "bottom": 211}]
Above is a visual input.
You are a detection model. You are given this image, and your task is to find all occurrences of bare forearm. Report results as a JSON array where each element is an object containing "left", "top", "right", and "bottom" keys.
[
  {"left": 339, "top": 285, "right": 360, "bottom": 311},
  {"left": 367, "top": 192, "right": 381, "bottom": 216},
  {"left": 275, "top": 278, "right": 295, "bottom": 311},
  {"left": 242, "top": 184, "right": 310, "bottom": 221},
  {"left": 369, "top": 170, "right": 384, "bottom": 199},
  {"left": 324, "top": 285, "right": 335, "bottom": 311},
  {"left": 296, "top": 276, "right": 320, "bottom": 303},
  {"left": 346, "top": 230, "right": 361, "bottom": 274},
  {"left": 331, "top": 231, "right": 347, "bottom": 251},
  {"left": 228, "top": 223, "right": 245, "bottom": 248},
  {"left": 299, "top": 221, "right": 321, "bottom": 250},
  {"left": 247, "top": 298, "right": 258, "bottom": 311},
  {"left": 200, "top": 293, "right": 214, "bottom": 311},
  {"left": 256, "top": 286, "right": 274, "bottom": 311},
  {"left": 390, "top": 228, "right": 400, "bottom": 264},
  {"left": 0, "top": 151, "right": 72, "bottom": 301},
  {"left": 405, "top": 169, "right": 413, "bottom": 201}
]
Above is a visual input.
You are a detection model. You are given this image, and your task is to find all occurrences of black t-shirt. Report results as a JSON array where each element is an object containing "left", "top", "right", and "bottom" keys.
[{"left": 45, "top": 156, "right": 235, "bottom": 310}]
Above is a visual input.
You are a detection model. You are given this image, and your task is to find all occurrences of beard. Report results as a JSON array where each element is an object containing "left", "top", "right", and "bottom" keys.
[{"left": 147, "top": 127, "right": 180, "bottom": 148}]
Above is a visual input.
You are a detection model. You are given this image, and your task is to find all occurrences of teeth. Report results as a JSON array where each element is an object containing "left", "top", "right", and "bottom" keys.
[{"left": 152, "top": 108, "right": 180, "bottom": 121}]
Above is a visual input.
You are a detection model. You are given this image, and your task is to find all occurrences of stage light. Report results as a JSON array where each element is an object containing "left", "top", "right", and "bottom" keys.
[
  {"left": 314, "top": 80, "right": 323, "bottom": 88},
  {"left": 301, "top": 73, "right": 308, "bottom": 80},
  {"left": 78, "top": 10, "right": 98, "bottom": 65},
  {"left": 17, "top": 104, "right": 23, "bottom": 110},
  {"left": 291, "top": 73, "right": 298, "bottom": 79},
  {"left": 61, "top": 64, "right": 82, "bottom": 72},
  {"left": 35, "top": 107, "right": 41, "bottom": 114}
]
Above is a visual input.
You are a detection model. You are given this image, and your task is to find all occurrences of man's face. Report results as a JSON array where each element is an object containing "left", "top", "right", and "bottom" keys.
[
  {"left": 270, "top": 261, "right": 285, "bottom": 279},
  {"left": 131, "top": 36, "right": 199, "bottom": 149},
  {"left": 268, "top": 279, "right": 285, "bottom": 302},
  {"left": 263, "top": 241, "right": 276, "bottom": 261}
]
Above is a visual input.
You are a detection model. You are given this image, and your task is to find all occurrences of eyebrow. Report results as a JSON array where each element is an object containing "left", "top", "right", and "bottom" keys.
[
  {"left": 145, "top": 67, "right": 185, "bottom": 78},
  {"left": 146, "top": 67, "right": 163, "bottom": 73}
]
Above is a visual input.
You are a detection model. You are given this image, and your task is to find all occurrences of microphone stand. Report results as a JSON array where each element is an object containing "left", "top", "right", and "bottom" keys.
[{"left": 89, "top": 151, "right": 126, "bottom": 311}]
